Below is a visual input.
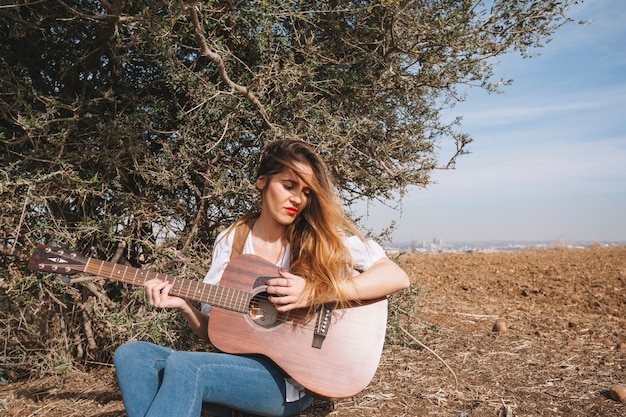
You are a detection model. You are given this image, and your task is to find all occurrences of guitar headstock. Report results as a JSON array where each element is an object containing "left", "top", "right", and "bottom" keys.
[{"left": 28, "top": 244, "right": 88, "bottom": 276}]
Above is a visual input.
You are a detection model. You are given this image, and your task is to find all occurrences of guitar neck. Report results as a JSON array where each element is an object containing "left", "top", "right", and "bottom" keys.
[{"left": 84, "top": 258, "right": 250, "bottom": 313}]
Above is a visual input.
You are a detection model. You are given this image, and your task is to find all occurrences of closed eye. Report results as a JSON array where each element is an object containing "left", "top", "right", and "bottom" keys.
[{"left": 281, "top": 178, "right": 312, "bottom": 198}]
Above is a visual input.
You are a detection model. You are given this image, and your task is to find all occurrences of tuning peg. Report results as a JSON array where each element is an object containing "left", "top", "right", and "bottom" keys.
[{"left": 61, "top": 275, "right": 71, "bottom": 283}]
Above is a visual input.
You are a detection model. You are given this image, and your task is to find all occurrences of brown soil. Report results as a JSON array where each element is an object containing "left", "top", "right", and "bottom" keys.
[{"left": 2, "top": 246, "right": 625, "bottom": 416}]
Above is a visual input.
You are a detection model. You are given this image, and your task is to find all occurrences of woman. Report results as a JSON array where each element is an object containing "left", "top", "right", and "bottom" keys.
[{"left": 114, "top": 139, "right": 410, "bottom": 417}]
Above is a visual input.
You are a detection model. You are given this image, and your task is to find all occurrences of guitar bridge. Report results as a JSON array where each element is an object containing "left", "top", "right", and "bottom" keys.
[{"left": 312, "top": 304, "right": 333, "bottom": 349}]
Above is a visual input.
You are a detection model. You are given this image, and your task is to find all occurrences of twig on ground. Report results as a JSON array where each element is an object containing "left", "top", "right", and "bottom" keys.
[
  {"left": 500, "top": 398, "right": 513, "bottom": 417},
  {"left": 399, "top": 326, "right": 459, "bottom": 390},
  {"left": 454, "top": 312, "right": 500, "bottom": 319}
]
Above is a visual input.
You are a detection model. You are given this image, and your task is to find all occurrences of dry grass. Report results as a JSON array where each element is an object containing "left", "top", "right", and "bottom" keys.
[{"left": 2, "top": 246, "right": 625, "bottom": 416}]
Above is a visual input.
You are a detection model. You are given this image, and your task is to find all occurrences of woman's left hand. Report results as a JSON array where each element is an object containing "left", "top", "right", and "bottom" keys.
[{"left": 265, "top": 269, "right": 308, "bottom": 311}]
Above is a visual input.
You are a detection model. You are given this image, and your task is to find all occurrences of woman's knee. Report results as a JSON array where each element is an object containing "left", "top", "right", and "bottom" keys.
[
  {"left": 162, "top": 350, "right": 195, "bottom": 372},
  {"left": 114, "top": 341, "right": 170, "bottom": 367}
]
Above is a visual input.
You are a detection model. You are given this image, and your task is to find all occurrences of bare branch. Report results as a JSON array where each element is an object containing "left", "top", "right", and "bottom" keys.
[{"left": 180, "top": 0, "right": 278, "bottom": 133}]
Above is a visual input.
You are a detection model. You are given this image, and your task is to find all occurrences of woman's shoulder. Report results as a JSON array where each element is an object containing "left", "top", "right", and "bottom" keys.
[
  {"left": 215, "top": 225, "right": 235, "bottom": 244},
  {"left": 343, "top": 234, "right": 386, "bottom": 259}
]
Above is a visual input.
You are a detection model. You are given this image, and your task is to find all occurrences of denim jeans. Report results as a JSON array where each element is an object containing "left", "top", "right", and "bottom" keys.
[{"left": 113, "top": 341, "right": 313, "bottom": 417}]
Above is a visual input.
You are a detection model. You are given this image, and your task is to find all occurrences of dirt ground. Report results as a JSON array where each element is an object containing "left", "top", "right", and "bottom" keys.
[{"left": 2, "top": 245, "right": 625, "bottom": 416}]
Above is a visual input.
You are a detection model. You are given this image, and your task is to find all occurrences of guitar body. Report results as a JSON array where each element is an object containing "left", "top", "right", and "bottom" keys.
[{"left": 208, "top": 255, "right": 388, "bottom": 399}]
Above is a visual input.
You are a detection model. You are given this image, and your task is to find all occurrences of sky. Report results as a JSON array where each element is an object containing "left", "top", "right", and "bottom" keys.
[{"left": 355, "top": 0, "right": 626, "bottom": 244}]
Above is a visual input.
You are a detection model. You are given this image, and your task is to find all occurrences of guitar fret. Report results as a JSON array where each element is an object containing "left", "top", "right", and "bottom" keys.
[
  {"left": 232, "top": 289, "right": 239, "bottom": 310},
  {"left": 233, "top": 287, "right": 240, "bottom": 310},
  {"left": 183, "top": 280, "right": 191, "bottom": 299},
  {"left": 228, "top": 289, "right": 236, "bottom": 309},
  {"left": 235, "top": 288, "right": 242, "bottom": 310},
  {"left": 112, "top": 265, "right": 126, "bottom": 281},
  {"left": 214, "top": 286, "right": 222, "bottom": 307},
  {"left": 205, "top": 283, "right": 214, "bottom": 305},
  {"left": 212, "top": 286, "right": 220, "bottom": 306},
  {"left": 211, "top": 283, "right": 217, "bottom": 304},
  {"left": 136, "top": 269, "right": 145, "bottom": 285},
  {"left": 225, "top": 287, "right": 234, "bottom": 310},
  {"left": 173, "top": 277, "right": 181, "bottom": 296},
  {"left": 95, "top": 259, "right": 104, "bottom": 277},
  {"left": 187, "top": 281, "right": 194, "bottom": 299},
  {"left": 193, "top": 280, "right": 201, "bottom": 299},
  {"left": 177, "top": 278, "right": 187, "bottom": 298},
  {"left": 218, "top": 287, "right": 226, "bottom": 308},
  {"left": 236, "top": 288, "right": 246, "bottom": 312},
  {"left": 227, "top": 288, "right": 233, "bottom": 309}
]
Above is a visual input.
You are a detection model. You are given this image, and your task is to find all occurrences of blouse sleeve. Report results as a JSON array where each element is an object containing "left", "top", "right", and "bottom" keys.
[
  {"left": 199, "top": 227, "right": 234, "bottom": 315},
  {"left": 343, "top": 235, "right": 387, "bottom": 271}
]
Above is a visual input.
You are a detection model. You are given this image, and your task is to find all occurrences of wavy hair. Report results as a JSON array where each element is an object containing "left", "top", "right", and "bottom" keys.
[{"left": 237, "top": 139, "right": 362, "bottom": 307}]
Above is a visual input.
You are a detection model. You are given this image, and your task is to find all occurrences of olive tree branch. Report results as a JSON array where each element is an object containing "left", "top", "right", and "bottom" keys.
[{"left": 179, "top": 0, "right": 277, "bottom": 132}]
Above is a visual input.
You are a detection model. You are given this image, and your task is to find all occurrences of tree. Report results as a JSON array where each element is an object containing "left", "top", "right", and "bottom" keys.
[{"left": 0, "top": 0, "right": 581, "bottom": 371}]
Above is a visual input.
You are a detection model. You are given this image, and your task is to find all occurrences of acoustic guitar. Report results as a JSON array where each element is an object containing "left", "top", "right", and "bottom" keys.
[{"left": 28, "top": 244, "right": 388, "bottom": 399}]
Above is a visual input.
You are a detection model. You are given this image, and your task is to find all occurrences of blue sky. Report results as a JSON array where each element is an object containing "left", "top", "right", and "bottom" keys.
[{"left": 355, "top": 0, "right": 626, "bottom": 243}]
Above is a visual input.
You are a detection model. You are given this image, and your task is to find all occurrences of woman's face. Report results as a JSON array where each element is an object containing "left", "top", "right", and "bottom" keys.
[{"left": 256, "top": 163, "right": 312, "bottom": 226}]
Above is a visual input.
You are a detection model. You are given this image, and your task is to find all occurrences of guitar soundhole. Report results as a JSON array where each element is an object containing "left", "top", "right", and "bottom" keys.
[{"left": 248, "top": 291, "right": 288, "bottom": 330}]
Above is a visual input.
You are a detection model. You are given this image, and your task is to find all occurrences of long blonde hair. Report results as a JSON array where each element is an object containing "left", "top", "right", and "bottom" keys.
[{"left": 253, "top": 139, "right": 362, "bottom": 307}]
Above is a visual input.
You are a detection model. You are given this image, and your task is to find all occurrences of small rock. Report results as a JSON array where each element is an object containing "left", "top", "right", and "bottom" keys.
[
  {"left": 609, "top": 384, "right": 626, "bottom": 403},
  {"left": 9, "top": 407, "right": 24, "bottom": 416},
  {"left": 492, "top": 319, "right": 507, "bottom": 334},
  {"left": 617, "top": 342, "right": 626, "bottom": 352}
]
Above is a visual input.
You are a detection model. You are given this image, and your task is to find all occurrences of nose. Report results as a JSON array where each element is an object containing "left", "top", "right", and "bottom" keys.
[{"left": 290, "top": 189, "right": 302, "bottom": 205}]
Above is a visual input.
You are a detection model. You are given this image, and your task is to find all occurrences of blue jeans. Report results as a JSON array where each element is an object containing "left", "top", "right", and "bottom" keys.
[{"left": 113, "top": 341, "right": 313, "bottom": 417}]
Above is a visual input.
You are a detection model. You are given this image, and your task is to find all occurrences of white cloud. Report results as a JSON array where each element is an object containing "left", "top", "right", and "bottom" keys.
[{"left": 457, "top": 83, "right": 626, "bottom": 129}]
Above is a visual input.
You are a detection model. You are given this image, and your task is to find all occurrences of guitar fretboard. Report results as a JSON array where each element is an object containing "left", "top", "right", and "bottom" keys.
[{"left": 84, "top": 258, "right": 252, "bottom": 313}]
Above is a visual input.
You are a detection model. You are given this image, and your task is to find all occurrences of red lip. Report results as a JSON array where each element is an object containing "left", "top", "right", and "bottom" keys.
[{"left": 285, "top": 207, "right": 298, "bottom": 215}]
